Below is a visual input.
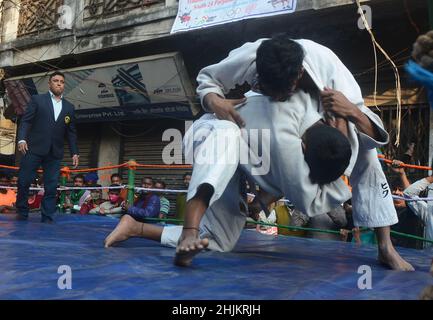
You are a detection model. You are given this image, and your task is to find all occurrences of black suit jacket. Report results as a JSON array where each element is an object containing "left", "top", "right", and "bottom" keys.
[{"left": 17, "top": 92, "right": 79, "bottom": 160}]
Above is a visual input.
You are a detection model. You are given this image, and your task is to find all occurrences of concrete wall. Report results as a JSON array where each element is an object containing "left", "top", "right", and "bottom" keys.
[
  {"left": 97, "top": 125, "right": 121, "bottom": 187},
  {"left": 0, "top": 0, "right": 19, "bottom": 43},
  {"left": 0, "top": 0, "right": 2, "bottom": 44},
  {"left": 0, "top": 0, "right": 376, "bottom": 68}
]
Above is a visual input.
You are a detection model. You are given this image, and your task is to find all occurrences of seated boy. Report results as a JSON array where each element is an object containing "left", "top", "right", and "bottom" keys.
[
  {"left": 80, "top": 184, "right": 104, "bottom": 214},
  {"left": 122, "top": 177, "right": 160, "bottom": 221},
  {"left": 89, "top": 184, "right": 123, "bottom": 216}
]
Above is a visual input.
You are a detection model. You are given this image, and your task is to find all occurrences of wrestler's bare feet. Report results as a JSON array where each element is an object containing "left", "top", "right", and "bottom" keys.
[
  {"left": 174, "top": 228, "right": 209, "bottom": 267},
  {"left": 104, "top": 215, "right": 142, "bottom": 248},
  {"left": 378, "top": 245, "right": 415, "bottom": 271}
]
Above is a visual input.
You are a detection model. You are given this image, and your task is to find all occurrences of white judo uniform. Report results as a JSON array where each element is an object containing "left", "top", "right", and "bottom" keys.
[{"left": 160, "top": 39, "right": 398, "bottom": 252}]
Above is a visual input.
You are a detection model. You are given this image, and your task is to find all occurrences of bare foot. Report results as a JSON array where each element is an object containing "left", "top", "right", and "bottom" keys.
[
  {"left": 340, "top": 229, "right": 349, "bottom": 242},
  {"left": 104, "top": 215, "right": 142, "bottom": 248},
  {"left": 420, "top": 285, "right": 433, "bottom": 300},
  {"left": 174, "top": 229, "right": 209, "bottom": 267},
  {"left": 352, "top": 227, "right": 361, "bottom": 244},
  {"left": 378, "top": 246, "right": 415, "bottom": 271}
]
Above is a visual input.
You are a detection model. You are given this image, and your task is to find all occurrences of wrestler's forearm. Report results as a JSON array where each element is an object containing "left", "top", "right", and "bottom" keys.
[
  {"left": 348, "top": 106, "right": 381, "bottom": 140},
  {"left": 399, "top": 171, "right": 411, "bottom": 190},
  {"left": 203, "top": 93, "right": 221, "bottom": 113}
]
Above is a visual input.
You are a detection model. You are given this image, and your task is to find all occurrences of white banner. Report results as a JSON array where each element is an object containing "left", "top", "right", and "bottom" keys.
[{"left": 171, "top": 0, "right": 297, "bottom": 34}]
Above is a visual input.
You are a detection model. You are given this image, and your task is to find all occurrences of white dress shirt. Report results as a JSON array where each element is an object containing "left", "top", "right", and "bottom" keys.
[{"left": 50, "top": 90, "right": 63, "bottom": 122}]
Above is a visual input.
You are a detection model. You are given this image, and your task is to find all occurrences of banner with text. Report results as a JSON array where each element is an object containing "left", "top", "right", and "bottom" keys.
[{"left": 171, "top": 0, "right": 297, "bottom": 33}]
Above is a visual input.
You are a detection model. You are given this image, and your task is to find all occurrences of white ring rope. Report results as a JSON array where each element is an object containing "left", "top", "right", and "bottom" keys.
[{"left": 1, "top": 186, "right": 432, "bottom": 202}]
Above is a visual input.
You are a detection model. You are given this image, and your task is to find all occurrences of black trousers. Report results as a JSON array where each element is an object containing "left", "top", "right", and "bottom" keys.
[{"left": 16, "top": 152, "right": 61, "bottom": 221}]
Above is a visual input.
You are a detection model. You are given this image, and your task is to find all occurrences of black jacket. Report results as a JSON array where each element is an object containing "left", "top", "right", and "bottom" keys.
[{"left": 17, "top": 92, "right": 79, "bottom": 159}]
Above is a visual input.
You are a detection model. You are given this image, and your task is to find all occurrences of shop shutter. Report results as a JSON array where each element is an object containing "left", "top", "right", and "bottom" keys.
[
  {"left": 61, "top": 123, "right": 100, "bottom": 172},
  {"left": 120, "top": 119, "right": 190, "bottom": 217}
]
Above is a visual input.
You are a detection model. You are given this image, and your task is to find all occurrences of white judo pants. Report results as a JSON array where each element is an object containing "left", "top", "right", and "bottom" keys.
[{"left": 161, "top": 117, "right": 398, "bottom": 251}]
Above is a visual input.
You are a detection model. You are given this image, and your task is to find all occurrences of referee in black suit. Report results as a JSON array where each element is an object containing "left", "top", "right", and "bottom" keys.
[{"left": 16, "top": 71, "right": 79, "bottom": 222}]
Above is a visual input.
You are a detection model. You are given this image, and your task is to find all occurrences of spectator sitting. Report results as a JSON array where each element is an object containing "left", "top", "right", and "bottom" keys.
[
  {"left": 28, "top": 181, "right": 43, "bottom": 211},
  {"left": 176, "top": 173, "right": 191, "bottom": 223},
  {"left": 0, "top": 173, "right": 16, "bottom": 213},
  {"left": 64, "top": 174, "right": 90, "bottom": 213},
  {"left": 80, "top": 184, "right": 104, "bottom": 214},
  {"left": 290, "top": 204, "right": 348, "bottom": 241},
  {"left": 89, "top": 184, "right": 123, "bottom": 216},
  {"left": 10, "top": 173, "right": 18, "bottom": 190},
  {"left": 155, "top": 180, "right": 170, "bottom": 220},
  {"left": 111, "top": 173, "right": 128, "bottom": 202},
  {"left": 255, "top": 202, "right": 278, "bottom": 236},
  {"left": 308, "top": 206, "right": 348, "bottom": 241},
  {"left": 123, "top": 177, "right": 160, "bottom": 221},
  {"left": 386, "top": 160, "right": 420, "bottom": 248},
  {"left": 403, "top": 173, "right": 433, "bottom": 248}
]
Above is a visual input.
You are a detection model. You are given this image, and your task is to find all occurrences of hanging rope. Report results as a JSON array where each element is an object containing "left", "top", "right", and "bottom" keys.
[{"left": 356, "top": 0, "right": 403, "bottom": 146}]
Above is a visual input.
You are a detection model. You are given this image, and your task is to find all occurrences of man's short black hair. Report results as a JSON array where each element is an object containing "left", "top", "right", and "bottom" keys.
[
  {"left": 111, "top": 173, "right": 121, "bottom": 180},
  {"left": 256, "top": 33, "right": 305, "bottom": 100},
  {"left": 142, "top": 177, "right": 153, "bottom": 183},
  {"left": 73, "top": 174, "right": 85, "bottom": 182},
  {"left": 49, "top": 71, "right": 65, "bottom": 81},
  {"left": 304, "top": 125, "right": 352, "bottom": 185},
  {"left": 390, "top": 178, "right": 403, "bottom": 192}
]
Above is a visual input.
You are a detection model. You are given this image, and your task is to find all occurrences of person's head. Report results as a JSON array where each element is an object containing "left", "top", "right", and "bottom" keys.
[
  {"left": 256, "top": 33, "right": 305, "bottom": 101},
  {"left": 139, "top": 177, "right": 154, "bottom": 196},
  {"left": 110, "top": 173, "right": 122, "bottom": 185},
  {"left": 302, "top": 124, "right": 352, "bottom": 185},
  {"left": 90, "top": 184, "right": 102, "bottom": 201},
  {"left": 10, "top": 174, "right": 18, "bottom": 187},
  {"left": 390, "top": 178, "right": 406, "bottom": 209},
  {"left": 84, "top": 172, "right": 99, "bottom": 186},
  {"left": 412, "top": 30, "right": 433, "bottom": 71},
  {"left": 183, "top": 173, "right": 191, "bottom": 188},
  {"left": 48, "top": 71, "right": 65, "bottom": 97},
  {"left": 0, "top": 173, "right": 10, "bottom": 193},
  {"left": 108, "top": 184, "right": 121, "bottom": 204},
  {"left": 154, "top": 180, "right": 166, "bottom": 196},
  {"left": 142, "top": 177, "right": 153, "bottom": 188},
  {"left": 73, "top": 174, "right": 85, "bottom": 187}
]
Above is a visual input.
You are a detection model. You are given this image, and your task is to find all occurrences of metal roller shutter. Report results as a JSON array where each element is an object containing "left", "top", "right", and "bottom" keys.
[
  {"left": 120, "top": 119, "right": 190, "bottom": 217},
  {"left": 61, "top": 123, "right": 100, "bottom": 172}
]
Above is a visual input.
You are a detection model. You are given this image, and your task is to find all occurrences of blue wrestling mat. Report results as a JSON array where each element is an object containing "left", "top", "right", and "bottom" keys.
[{"left": 0, "top": 214, "right": 431, "bottom": 300}]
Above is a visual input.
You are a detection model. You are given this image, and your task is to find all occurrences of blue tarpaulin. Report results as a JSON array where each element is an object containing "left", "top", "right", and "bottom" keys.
[{"left": 0, "top": 214, "right": 431, "bottom": 299}]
